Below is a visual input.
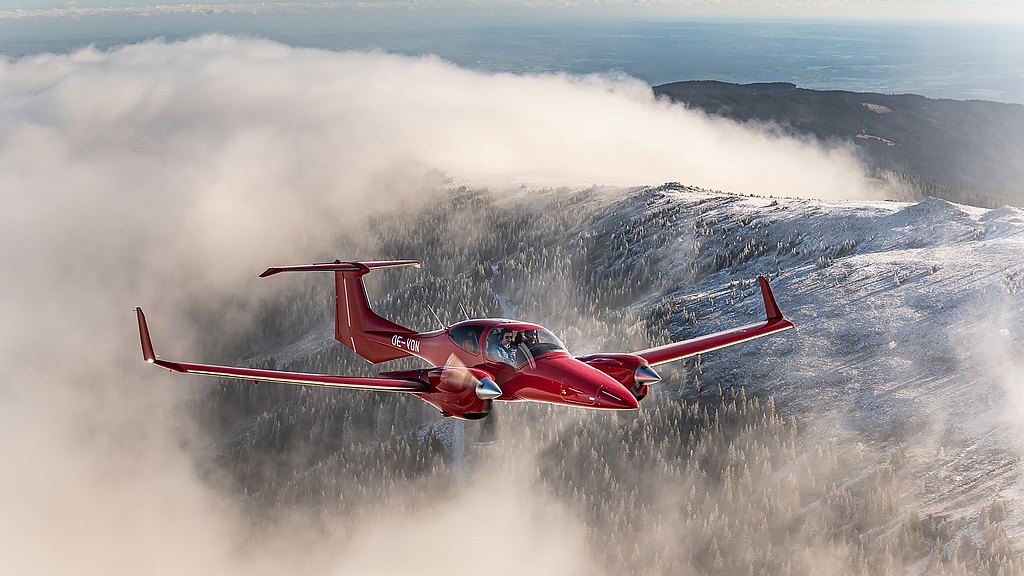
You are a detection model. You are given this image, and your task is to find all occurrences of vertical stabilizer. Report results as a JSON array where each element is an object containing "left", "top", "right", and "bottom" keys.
[{"left": 261, "top": 260, "right": 420, "bottom": 363}]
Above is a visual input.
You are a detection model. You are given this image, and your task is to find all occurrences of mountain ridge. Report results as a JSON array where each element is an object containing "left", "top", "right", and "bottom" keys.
[
  {"left": 653, "top": 80, "right": 1024, "bottom": 209},
  {"left": 201, "top": 184, "right": 1024, "bottom": 574}
]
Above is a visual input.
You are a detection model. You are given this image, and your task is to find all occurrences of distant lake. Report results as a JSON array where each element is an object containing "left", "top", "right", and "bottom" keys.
[{"left": 2, "top": 14, "right": 1021, "bottom": 104}]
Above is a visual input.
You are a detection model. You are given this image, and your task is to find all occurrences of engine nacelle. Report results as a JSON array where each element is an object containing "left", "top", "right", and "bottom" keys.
[
  {"left": 576, "top": 353, "right": 659, "bottom": 401},
  {"left": 380, "top": 366, "right": 498, "bottom": 420}
]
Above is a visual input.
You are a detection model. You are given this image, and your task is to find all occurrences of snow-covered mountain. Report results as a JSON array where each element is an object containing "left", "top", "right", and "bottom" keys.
[
  {"left": 207, "top": 185, "right": 1024, "bottom": 575},
  {"left": 631, "top": 187, "right": 1024, "bottom": 549}
]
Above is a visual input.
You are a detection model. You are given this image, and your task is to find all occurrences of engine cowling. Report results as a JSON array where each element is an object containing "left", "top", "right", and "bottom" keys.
[
  {"left": 576, "top": 353, "right": 660, "bottom": 401},
  {"left": 380, "top": 366, "right": 500, "bottom": 420}
]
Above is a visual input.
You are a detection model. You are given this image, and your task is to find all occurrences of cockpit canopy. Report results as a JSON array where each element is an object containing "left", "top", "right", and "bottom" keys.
[
  {"left": 484, "top": 325, "right": 567, "bottom": 366},
  {"left": 449, "top": 324, "right": 483, "bottom": 354},
  {"left": 448, "top": 321, "right": 568, "bottom": 368}
]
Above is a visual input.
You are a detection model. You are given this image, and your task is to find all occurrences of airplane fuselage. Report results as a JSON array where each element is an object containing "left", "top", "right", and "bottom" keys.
[{"left": 370, "top": 318, "right": 643, "bottom": 411}]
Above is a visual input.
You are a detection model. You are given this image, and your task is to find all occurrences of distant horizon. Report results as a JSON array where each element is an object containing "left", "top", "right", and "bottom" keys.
[{"left": 3, "top": 1, "right": 1024, "bottom": 24}]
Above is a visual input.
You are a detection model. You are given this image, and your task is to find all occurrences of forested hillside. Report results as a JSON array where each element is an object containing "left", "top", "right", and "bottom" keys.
[{"left": 192, "top": 184, "right": 1024, "bottom": 576}]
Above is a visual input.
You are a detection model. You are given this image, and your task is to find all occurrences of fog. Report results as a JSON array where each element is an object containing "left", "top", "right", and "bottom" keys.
[
  {"left": 960, "top": 292, "right": 1024, "bottom": 455},
  {"left": 1, "top": 35, "right": 906, "bottom": 575}
]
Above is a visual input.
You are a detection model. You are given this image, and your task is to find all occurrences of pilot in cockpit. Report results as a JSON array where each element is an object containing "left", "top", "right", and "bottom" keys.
[
  {"left": 499, "top": 329, "right": 519, "bottom": 364},
  {"left": 488, "top": 328, "right": 519, "bottom": 365}
]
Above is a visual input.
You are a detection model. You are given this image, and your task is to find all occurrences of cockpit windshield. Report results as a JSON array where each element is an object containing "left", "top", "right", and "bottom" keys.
[{"left": 485, "top": 326, "right": 567, "bottom": 367}]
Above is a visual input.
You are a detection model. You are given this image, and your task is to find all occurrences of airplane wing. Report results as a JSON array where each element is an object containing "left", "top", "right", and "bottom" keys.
[
  {"left": 135, "top": 308, "right": 428, "bottom": 392},
  {"left": 633, "top": 276, "right": 795, "bottom": 366}
]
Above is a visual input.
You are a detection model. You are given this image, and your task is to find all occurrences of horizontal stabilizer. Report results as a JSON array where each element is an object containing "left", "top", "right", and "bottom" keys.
[{"left": 260, "top": 260, "right": 420, "bottom": 278}]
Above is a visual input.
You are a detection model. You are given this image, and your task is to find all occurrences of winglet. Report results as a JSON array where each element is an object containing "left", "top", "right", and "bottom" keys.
[
  {"left": 136, "top": 307, "right": 156, "bottom": 363},
  {"left": 758, "top": 276, "right": 785, "bottom": 322},
  {"left": 135, "top": 308, "right": 186, "bottom": 372}
]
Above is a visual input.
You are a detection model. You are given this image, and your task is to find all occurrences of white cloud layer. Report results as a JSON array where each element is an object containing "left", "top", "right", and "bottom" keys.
[{"left": 0, "top": 36, "right": 882, "bottom": 574}]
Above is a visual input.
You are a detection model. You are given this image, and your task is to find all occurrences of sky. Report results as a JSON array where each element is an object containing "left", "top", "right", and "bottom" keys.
[{"left": 2, "top": 0, "right": 1024, "bottom": 23}]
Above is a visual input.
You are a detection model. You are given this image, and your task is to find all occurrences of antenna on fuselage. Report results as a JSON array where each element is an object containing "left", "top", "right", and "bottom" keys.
[
  {"left": 458, "top": 301, "right": 470, "bottom": 320},
  {"left": 428, "top": 305, "right": 445, "bottom": 329}
]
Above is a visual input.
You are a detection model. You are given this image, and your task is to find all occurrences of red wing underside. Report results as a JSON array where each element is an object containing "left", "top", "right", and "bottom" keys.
[
  {"left": 633, "top": 276, "right": 795, "bottom": 366},
  {"left": 135, "top": 308, "right": 427, "bottom": 392}
]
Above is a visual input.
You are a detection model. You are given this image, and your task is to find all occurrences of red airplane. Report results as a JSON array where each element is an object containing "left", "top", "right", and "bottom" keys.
[{"left": 135, "top": 260, "right": 794, "bottom": 420}]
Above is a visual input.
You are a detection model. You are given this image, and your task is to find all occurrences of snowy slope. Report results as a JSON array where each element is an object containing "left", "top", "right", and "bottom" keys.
[
  {"left": 218, "top": 185, "right": 1024, "bottom": 571},
  {"left": 613, "top": 187, "right": 1024, "bottom": 553}
]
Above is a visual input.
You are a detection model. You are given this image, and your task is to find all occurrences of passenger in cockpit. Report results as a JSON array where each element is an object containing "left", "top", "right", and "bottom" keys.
[
  {"left": 523, "top": 329, "right": 540, "bottom": 349},
  {"left": 461, "top": 332, "right": 479, "bottom": 353}
]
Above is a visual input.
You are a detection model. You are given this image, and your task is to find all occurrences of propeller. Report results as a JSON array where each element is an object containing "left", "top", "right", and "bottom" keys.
[
  {"left": 628, "top": 363, "right": 661, "bottom": 401},
  {"left": 441, "top": 353, "right": 502, "bottom": 402},
  {"left": 442, "top": 353, "right": 501, "bottom": 444},
  {"left": 438, "top": 354, "right": 501, "bottom": 480},
  {"left": 475, "top": 408, "right": 499, "bottom": 446},
  {"left": 634, "top": 364, "right": 661, "bottom": 385}
]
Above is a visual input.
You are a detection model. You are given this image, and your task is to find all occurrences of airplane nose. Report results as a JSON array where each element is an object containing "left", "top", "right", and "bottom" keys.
[{"left": 594, "top": 385, "right": 640, "bottom": 410}]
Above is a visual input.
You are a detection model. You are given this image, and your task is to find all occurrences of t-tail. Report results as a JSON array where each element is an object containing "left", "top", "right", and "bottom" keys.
[{"left": 260, "top": 260, "right": 421, "bottom": 363}]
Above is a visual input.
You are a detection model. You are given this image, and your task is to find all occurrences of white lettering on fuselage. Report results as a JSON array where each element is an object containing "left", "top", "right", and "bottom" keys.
[{"left": 391, "top": 335, "right": 421, "bottom": 353}]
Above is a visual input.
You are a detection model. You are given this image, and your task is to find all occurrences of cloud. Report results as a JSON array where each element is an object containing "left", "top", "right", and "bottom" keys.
[
  {"left": 328, "top": 462, "right": 602, "bottom": 576},
  {"left": 957, "top": 289, "right": 1024, "bottom": 454},
  {"left": 0, "top": 35, "right": 883, "bottom": 574}
]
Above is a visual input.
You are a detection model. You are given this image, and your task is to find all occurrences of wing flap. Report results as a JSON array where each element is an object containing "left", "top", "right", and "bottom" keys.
[
  {"left": 135, "top": 308, "right": 427, "bottom": 392},
  {"left": 634, "top": 276, "right": 795, "bottom": 366}
]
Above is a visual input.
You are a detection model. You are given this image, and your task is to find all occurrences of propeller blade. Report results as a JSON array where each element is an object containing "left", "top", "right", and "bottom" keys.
[
  {"left": 443, "top": 354, "right": 502, "bottom": 400},
  {"left": 440, "top": 353, "right": 475, "bottom": 391},
  {"left": 475, "top": 407, "right": 499, "bottom": 446}
]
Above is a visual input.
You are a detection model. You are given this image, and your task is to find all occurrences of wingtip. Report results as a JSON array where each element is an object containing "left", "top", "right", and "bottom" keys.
[
  {"left": 258, "top": 268, "right": 279, "bottom": 278},
  {"left": 757, "top": 276, "right": 785, "bottom": 322},
  {"left": 136, "top": 307, "right": 156, "bottom": 363}
]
